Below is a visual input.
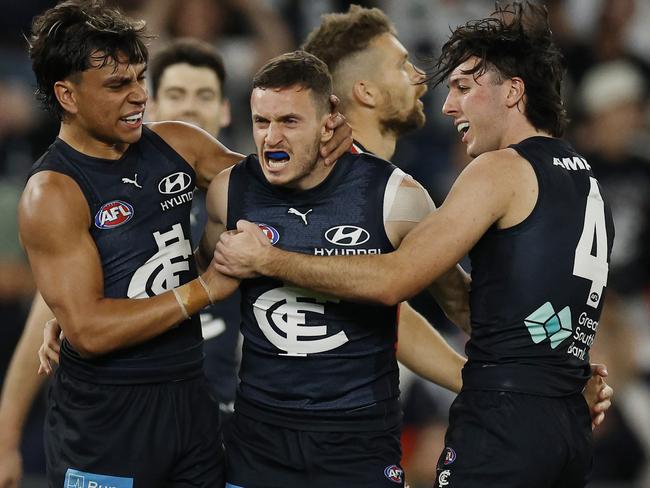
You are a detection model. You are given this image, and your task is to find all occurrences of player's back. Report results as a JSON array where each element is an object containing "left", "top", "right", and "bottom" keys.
[{"left": 465, "top": 136, "right": 615, "bottom": 396}]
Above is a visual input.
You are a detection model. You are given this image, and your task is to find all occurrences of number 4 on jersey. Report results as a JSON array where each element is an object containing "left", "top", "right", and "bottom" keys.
[{"left": 573, "top": 177, "right": 609, "bottom": 308}]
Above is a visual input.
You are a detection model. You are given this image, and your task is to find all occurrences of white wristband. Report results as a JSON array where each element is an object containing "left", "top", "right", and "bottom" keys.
[
  {"left": 172, "top": 288, "right": 190, "bottom": 320},
  {"left": 197, "top": 275, "right": 215, "bottom": 305}
]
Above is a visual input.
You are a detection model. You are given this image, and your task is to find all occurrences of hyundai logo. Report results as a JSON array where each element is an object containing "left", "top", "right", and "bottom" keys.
[
  {"left": 324, "top": 225, "right": 370, "bottom": 246},
  {"left": 158, "top": 172, "right": 192, "bottom": 194}
]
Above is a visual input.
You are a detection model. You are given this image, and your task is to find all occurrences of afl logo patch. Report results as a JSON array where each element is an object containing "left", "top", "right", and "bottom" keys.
[
  {"left": 158, "top": 172, "right": 192, "bottom": 194},
  {"left": 95, "top": 200, "right": 134, "bottom": 229},
  {"left": 383, "top": 465, "right": 403, "bottom": 484},
  {"left": 325, "top": 225, "right": 370, "bottom": 246},
  {"left": 257, "top": 223, "right": 280, "bottom": 245},
  {"left": 443, "top": 447, "right": 456, "bottom": 465}
]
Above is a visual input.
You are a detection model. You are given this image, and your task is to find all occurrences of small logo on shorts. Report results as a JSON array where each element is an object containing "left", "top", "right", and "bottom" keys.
[
  {"left": 438, "top": 469, "right": 451, "bottom": 487},
  {"left": 256, "top": 223, "right": 280, "bottom": 245},
  {"left": 443, "top": 447, "right": 457, "bottom": 465},
  {"left": 384, "top": 464, "right": 403, "bottom": 483}
]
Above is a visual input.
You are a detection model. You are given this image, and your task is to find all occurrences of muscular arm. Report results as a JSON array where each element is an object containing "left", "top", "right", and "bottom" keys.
[
  {"left": 19, "top": 172, "right": 235, "bottom": 357},
  {"left": 0, "top": 293, "right": 51, "bottom": 487},
  {"left": 216, "top": 151, "right": 517, "bottom": 304},
  {"left": 196, "top": 168, "right": 231, "bottom": 272},
  {"left": 397, "top": 303, "right": 466, "bottom": 393}
]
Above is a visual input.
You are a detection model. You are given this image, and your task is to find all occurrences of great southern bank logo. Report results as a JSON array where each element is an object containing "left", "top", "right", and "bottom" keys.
[{"left": 524, "top": 302, "right": 572, "bottom": 349}]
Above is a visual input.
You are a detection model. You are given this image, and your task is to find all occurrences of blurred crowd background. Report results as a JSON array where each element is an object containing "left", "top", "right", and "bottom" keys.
[{"left": 0, "top": 1, "right": 649, "bottom": 487}]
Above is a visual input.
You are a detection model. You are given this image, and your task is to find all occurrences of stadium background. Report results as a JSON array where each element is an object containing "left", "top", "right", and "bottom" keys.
[{"left": 0, "top": 0, "right": 648, "bottom": 486}]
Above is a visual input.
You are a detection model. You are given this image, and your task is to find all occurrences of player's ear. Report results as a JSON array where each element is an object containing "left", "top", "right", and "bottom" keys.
[
  {"left": 505, "top": 76, "right": 525, "bottom": 108},
  {"left": 352, "top": 79, "right": 378, "bottom": 108},
  {"left": 54, "top": 80, "right": 79, "bottom": 116},
  {"left": 320, "top": 112, "right": 334, "bottom": 143}
]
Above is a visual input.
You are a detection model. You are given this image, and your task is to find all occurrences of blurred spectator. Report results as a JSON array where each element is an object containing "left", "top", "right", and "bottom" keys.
[
  {"left": 158, "top": 0, "right": 294, "bottom": 154},
  {"left": 550, "top": 0, "right": 650, "bottom": 90}
]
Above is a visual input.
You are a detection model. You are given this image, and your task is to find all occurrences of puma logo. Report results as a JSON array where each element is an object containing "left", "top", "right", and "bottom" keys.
[
  {"left": 288, "top": 208, "right": 312, "bottom": 225},
  {"left": 122, "top": 173, "right": 142, "bottom": 188}
]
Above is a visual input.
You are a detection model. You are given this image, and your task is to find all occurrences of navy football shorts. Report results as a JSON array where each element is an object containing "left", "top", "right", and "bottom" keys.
[
  {"left": 45, "top": 369, "right": 225, "bottom": 487},
  {"left": 434, "top": 390, "right": 593, "bottom": 488},
  {"left": 224, "top": 411, "right": 405, "bottom": 488}
]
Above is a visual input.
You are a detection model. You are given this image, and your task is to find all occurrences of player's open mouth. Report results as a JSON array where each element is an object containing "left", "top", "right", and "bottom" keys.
[
  {"left": 457, "top": 122, "right": 469, "bottom": 141},
  {"left": 120, "top": 112, "right": 143, "bottom": 126},
  {"left": 265, "top": 151, "right": 290, "bottom": 170}
]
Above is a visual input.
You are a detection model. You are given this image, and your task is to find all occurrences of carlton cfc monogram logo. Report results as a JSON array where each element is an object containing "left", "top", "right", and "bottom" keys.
[
  {"left": 253, "top": 286, "right": 348, "bottom": 356},
  {"left": 127, "top": 223, "right": 192, "bottom": 298}
]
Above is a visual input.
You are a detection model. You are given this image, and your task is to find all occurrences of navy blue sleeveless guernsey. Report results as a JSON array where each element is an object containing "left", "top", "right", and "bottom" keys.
[
  {"left": 30, "top": 125, "right": 203, "bottom": 384},
  {"left": 463, "top": 136, "right": 615, "bottom": 396},
  {"left": 228, "top": 151, "right": 401, "bottom": 431}
]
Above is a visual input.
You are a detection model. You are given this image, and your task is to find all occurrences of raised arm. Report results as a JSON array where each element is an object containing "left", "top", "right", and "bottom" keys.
[
  {"left": 0, "top": 293, "right": 52, "bottom": 488},
  {"left": 215, "top": 151, "right": 514, "bottom": 304},
  {"left": 19, "top": 171, "right": 236, "bottom": 357}
]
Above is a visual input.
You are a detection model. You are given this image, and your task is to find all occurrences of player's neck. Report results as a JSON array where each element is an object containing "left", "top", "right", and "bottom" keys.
[
  {"left": 347, "top": 112, "right": 397, "bottom": 160},
  {"left": 59, "top": 122, "right": 131, "bottom": 160},
  {"left": 500, "top": 115, "right": 553, "bottom": 149}
]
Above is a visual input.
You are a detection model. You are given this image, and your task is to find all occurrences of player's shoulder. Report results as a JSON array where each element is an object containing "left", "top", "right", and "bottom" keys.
[
  {"left": 345, "top": 150, "right": 401, "bottom": 181},
  {"left": 353, "top": 150, "right": 394, "bottom": 166},
  {"left": 24, "top": 170, "right": 84, "bottom": 200},
  {"left": 146, "top": 121, "right": 208, "bottom": 161},
  {"left": 211, "top": 165, "right": 234, "bottom": 191},
  {"left": 463, "top": 147, "right": 530, "bottom": 183},
  {"left": 20, "top": 170, "right": 89, "bottom": 233}
]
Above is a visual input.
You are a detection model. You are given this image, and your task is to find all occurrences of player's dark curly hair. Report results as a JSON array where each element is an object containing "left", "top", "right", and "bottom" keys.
[
  {"left": 28, "top": 0, "right": 150, "bottom": 120},
  {"left": 427, "top": 1, "right": 568, "bottom": 137}
]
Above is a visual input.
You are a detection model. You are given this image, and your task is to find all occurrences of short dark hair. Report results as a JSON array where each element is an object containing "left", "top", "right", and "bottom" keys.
[
  {"left": 302, "top": 4, "right": 395, "bottom": 75},
  {"left": 28, "top": 0, "right": 150, "bottom": 120},
  {"left": 252, "top": 50, "right": 332, "bottom": 115},
  {"left": 428, "top": 1, "right": 568, "bottom": 137},
  {"left": 149, "top": 38, "right": 227, "bottom": 99}
]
